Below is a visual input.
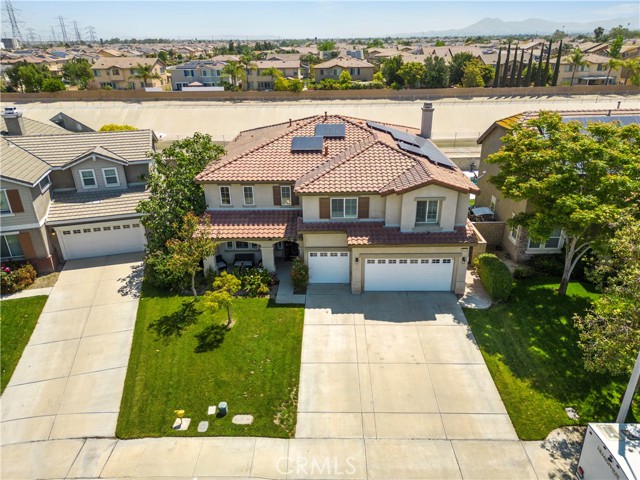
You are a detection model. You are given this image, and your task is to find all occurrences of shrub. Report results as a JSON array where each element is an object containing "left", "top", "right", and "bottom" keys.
[
  {"left": 290, "top": 257, "right": 309, "bottom": 291},
  {"left": 526, "top": 254, "right": 564, "bottom": 277},
  {"left": 0, "top": 261, "right": 37, "bottom": 294},
  {"left": 143, "top": 251, "right": 189, "bottom": 291},
  {"left": 513, "top": 266, "right": 534, "bottom": 279},
  {"left": 476, "top": 253, "right": 513, "bottom": 302},
  {"left": 232, "top": 266, "right": 274, "bottom": 297}
]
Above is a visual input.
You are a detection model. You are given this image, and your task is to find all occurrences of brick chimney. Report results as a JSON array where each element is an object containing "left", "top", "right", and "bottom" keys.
[
  {"left": 1, "top": 107, "right": 25, "bottom": 136},
  {"left": 420, "top": 102, "right": 434, "bottom": 139}
]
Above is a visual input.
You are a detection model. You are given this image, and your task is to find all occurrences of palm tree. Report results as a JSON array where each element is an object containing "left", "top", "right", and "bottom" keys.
[
  {"left": 261, "top": 66, "right": 283, "bottom": 78},
  {"left": 568, "top": 48, "right": 588, "bottom": 86},
  {"left": 130, "top": 63, "right": 161, "bottom": 88},
  {"left": 605, "top": 35, "right": 624, "bottom": 85},
  {"left": 221, "top": 61, "right": 246, "bottom": 90},
  {"left": 239, "top": 53, "right": 257, "bottom": 91}
]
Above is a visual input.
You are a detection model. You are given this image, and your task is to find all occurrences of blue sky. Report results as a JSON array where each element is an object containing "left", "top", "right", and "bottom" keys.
[{"left": 5, "top": 1, "right": 640, "bottom": 41}]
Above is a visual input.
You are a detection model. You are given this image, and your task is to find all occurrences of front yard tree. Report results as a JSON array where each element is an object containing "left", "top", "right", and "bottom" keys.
[
  {"left": 574, "top": 216, "right": 640, "bottom": 375},
  {"left": 381, "top": 55, "right": 404, "bottom": 88},
  {"left": 61, "top": 58, "right": 94, "bottom": 89},
  {"left": 397, "top": 61, "right": 426, "bottom": 88},
  {"left": 423, "top": 55, "right": 449, "bottom": 88},
  {"left": 204, "top": 272, "right": 241, "bottom": 327},
  {"left": 488, "top": 111, "right": 640, "bottom": 295},
  {"left": 130, "top": 63, "right": 161, "bottom": 87},
  {"left": 449, "top": 52, "right": 475, "bottom": 86},
  {"left": 137, "top": 133, "right": 225, "bottom": 252},
  {"left": 165, "top": 212, "right": 218, "bottom": 298}
]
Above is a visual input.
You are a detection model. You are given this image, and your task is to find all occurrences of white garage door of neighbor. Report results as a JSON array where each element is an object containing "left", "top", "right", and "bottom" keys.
[
  {"left": 365, "top": 258, "right": 454, "bottom": 291},
  {"left": 308, "top": 252, "right": 350, "bottom": 283},
  {"left": 55, "top": 220, "right": 146, "bottom": 260}
]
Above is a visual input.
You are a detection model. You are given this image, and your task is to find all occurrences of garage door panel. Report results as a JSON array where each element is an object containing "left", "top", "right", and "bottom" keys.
[
  {"left": 365, "top": 258, "right": 453, "bottom": 292},
  {"left": 309, "top": 251, "right": 350, "bottom": 283},
  {"left": 56, "top": 220, "right": 145, "bottom": 260}
]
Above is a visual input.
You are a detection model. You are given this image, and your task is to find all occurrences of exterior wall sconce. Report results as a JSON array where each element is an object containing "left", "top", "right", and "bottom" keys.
[
  {"left": 355, "top": 257, "right": 359, "bottom": 263},
  {"left": 461, "top": 257, "right": 467, "bottom": 263}
]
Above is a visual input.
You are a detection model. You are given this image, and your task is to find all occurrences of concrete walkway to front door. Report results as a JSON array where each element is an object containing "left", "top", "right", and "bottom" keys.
[
  {"left": 297, "top": 286, "right": 517, "bottom": 441},
  {"left": 0, "top": 253, "right": 143, "bottom": 445}
]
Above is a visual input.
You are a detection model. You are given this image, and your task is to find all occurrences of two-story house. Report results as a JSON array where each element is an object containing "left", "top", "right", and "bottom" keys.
[
  {"left": 91, "top": 57, "right": 168, "bottom": 90},
  {"left": 0, "top": 109, "right": 154, "bottom": 271},
  {"left": 559, "top": 53, "right": 622, "bottom": 85},
  {"left": 196, "top": 105, "right": 482, "bottom": 294},
  {"left": 473, "top": 109, "right": 640, "bottom": 263},
  {"left": 313, "top": 57, "right": 375, "bottom": 82},
  {"left": 170, "top": 60, "right": 229, "bottom": 91},
  {"left": 246, "top": 59, "right": 302, "bottom": 91}
]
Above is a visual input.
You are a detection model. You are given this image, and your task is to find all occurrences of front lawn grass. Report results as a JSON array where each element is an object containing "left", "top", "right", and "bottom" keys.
[
  {"left": 0, "top": 295, "right": 47, "bottom": 393},
  {"left": 117, "top": 284, "right": 304, "bottom": 438},
  {"left": 465, "top": 277, "right": 638, "bottom": 441}
]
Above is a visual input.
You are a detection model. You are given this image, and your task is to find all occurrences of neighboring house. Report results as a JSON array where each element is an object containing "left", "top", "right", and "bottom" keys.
[
  {"left": 97, "top": 48, "right": 124, "bottom": 58},
  {"left": 474, "top": 109, "right": 640, "bottom": 263},
  {"left": 196, "top": 104, "right": 482, "bottom": 294},
  {"left": 0, "top": 109, "right": 155, "bottom": 271},
  {"left": 314, "top": 57, "right": 375, "bottom": 82},
  {"left": 91, "top": 57, "right": 168, "bottom": 90},
  {"left": 247, "top": 60, "right": 301, "bottom": 90},
  {"left": 171, "top": 60, "right": 229, "bottom": 90},
  {"left": 559, "top": 54, "right": 622, "bottom": 85}
]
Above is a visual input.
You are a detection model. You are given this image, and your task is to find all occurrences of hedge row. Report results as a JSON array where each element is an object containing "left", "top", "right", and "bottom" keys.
[{"left": 476, "top": 253, "right": 514, "bottom": 302}]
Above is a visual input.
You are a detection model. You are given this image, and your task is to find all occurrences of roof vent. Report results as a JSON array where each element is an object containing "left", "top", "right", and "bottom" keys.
[
  {"left": 315, "top": 123, "right": 345, "bottom": 138},
  {"left": 291, "top": 136, "right": 324, "bottom": 152}
]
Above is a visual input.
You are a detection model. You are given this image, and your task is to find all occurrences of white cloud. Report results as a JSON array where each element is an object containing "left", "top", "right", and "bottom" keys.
[{"left": 591, "top": 2, "right": 639, "bottom": 17}]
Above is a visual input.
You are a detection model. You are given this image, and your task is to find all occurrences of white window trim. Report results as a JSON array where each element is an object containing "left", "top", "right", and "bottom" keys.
[
  {"left": 243, "top": 186, "right": 255, "bottom": 206},
  {"left": 79, "top": 169, "right": 98, "bottom": 189},
  {"left": 415, "top": 199, "right": 440, "bottom": 225},
  {"left": 1, "top": 233, "right": 24, "bottom": 259},
  {"left": 39, "top": 175, "right": 52, "bottom": 193},
  {"left": 219, "top": 186, "right": 231, "bottom": 206},
  {"left": 102, "top": 167, "right": 120, "bottom": 188},
  {"left": 526, "top": 230, "right": 564, "bottom": 252},
  {"left": 0, "top": 190, "right": 13, "bottom": 215},
  {"left": 508, "top": 214, "right": 519, "bottom": 244},
  {"left": 280, "top": 185, "right": 292, "bottom": 206},
  {"left": 331, "top": 198, "right": 358, "bottom": 219}
]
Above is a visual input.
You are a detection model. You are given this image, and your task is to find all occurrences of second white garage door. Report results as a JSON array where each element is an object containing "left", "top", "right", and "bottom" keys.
[
  {"left": 55, "top": 220, "right": 146, "bottom": 260},
  {"left": 308, "top": 251, "right": 350, "bottom": 283},
  {"left": 365, "top": 257, "right": 454, "bottom": 291}
]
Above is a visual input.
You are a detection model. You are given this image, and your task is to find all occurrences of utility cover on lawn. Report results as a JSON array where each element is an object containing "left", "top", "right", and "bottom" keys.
[{"left": 232, "top": 415, "right": 254, "bottom": 425}]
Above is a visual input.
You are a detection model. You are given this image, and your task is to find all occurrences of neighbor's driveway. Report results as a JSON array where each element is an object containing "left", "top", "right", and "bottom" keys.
[
  {"left": 1, "top": 253, "right": 142, "bottom": 445},
  {"left": 297, "top": 286, "right": 518, "bottom": 441}
]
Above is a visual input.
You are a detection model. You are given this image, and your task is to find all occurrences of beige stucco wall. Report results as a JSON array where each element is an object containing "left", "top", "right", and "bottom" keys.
[
  {"left": 204, "top": 183, "right": 297, "bottom": 209},
  {"left": 32, "top": 186, "right": 51, "bottom": 220},
  {"left": 455, "top": 192, "right": 471, "bottom": 226},
  {"left": 384, "top": 194, "right": 402, "bottom": 226},
  {"left": 301, "top": 194, "right": 386, "bottom": 221},
  {"left": 399, "top": 184, "right": 460, "bottom": 232},
  {"left": 125, "top": 163, "right": 149, "bottom": 185},
  {"left": 71, "top": 158, "right": 128, "bottom": 191},
  {"left": 302, "top": 232, "right": 348, "bottom": 248}
]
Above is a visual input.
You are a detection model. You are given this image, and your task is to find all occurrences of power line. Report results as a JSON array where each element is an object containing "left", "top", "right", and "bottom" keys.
[
  {"left": 58, "top": 16, "right": 69, "bottom": 43},
  {"left": 26, "top": 27, "right": 36, "bottom": 44},
  {"left": 86, "top": 25, "right": 97, "bottom": 43},
  {"left": 5, "top": 0, "right": 24, "bottom": 42},
  {"left": 73, "top": 20, "right": 82, "bottom": 43},
  {"left": 51, "top": 26, "right": 57, "bottom": 43}
]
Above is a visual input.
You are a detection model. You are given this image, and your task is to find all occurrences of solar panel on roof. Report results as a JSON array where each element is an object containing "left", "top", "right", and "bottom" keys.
[
  {"left": 397, "top": 141, "right": 457, "bottom": 170},
  {"left": 291, "top": 136, "right": 324, "bottom": 152},
  {"left": 366, "top": 120, "right": 420, "bottom": 146},
  {"left": 562, "top": 115, "right": 640, "bottom": 127},
  {"left": 315, "top": 123, "right": 346, "bottom": 138}
]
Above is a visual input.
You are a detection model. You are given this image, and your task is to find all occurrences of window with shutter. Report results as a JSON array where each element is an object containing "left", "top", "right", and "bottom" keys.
[
  {"left": 319, "top": 197, "right": 330, "bottom": 219},
  {"left": 358, "top": 197, "right": 370, "bottom": 218},
  {"left": 4, "top": 190, "right": 24, "bottom": 213}
]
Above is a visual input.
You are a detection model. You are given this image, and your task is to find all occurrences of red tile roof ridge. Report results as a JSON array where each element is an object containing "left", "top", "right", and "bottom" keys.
[
  {"left": 294, "top": 135, "right": 378, "bottom": 191},
  {"left": 235, "top": 114, "right": 321, "bottom": 136}
]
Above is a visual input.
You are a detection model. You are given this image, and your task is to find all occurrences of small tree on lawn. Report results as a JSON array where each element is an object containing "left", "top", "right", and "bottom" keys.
[
  {"left": 488, "top": 111, "right": 640, "bottom": 295},
  {"left": 204, "top": 271, "right": 241, "bottom": 327},
  {"left": 165, "top": 212, "right": 218, "bottom": 298}
]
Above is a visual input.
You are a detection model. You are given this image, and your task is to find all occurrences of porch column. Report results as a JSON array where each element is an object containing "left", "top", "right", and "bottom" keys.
[{"left": 261, "top": 246, "right": 276, "bottom": 272}]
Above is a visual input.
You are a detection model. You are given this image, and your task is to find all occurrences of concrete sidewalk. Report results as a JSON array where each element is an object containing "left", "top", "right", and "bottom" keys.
[{"left": 0, "top": 252, "right": 143, "bottom": 446}]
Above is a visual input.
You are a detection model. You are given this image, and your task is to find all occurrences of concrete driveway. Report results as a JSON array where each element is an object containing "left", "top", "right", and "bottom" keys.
[
  {"left": 297, "top": 286, "right": 517, "bottom": 441},
  {"left": 0, "top": 253, "right": 142, "bottom": 446}
]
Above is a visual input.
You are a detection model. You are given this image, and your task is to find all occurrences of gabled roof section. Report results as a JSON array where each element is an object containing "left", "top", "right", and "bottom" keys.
[
  {"left": 1, "top": 116, "right": 72, "bottom": 136},
  {"left": 6, "top": 129, "right": 154, "bottom": 168},
  {"left": 63, "top": 146, "right": 129, "bottom": 170},
  {"left": 0, "top": 138, "right": 51, "bottom": 186}
]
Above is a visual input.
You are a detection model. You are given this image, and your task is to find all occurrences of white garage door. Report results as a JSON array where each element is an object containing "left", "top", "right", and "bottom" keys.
[
  {"left": 308, "top": 251, "right": 350, "bottom": 283},
  {"left": 365, "top": 258, "right": 454, "bottom": 292},
  {"left": 55, "top": 220, "right": 146, "bottom": 260}
]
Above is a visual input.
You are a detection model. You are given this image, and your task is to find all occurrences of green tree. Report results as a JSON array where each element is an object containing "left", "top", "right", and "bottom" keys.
[
  {"left": 41, "top": 77, "right": 66, "bottom": 92},
  {"left": 61, "top": 58, "right": 94, "bottom": 89},
  {"left": 137, "top": 133, "right": 225, "bottom": 252},
  {"left": 261, "top": 66, "right": 283, "bottom": 79},
  {"left": 338, "top": 70, "right": 352, "bottom": 88},
  {"left": 605, "top": 35, "right": 624, "bottom": 85},
  {"left": 204, "top": 271, "right": 241, "bottom": 327},
  {"left": 423, "top": 55, "right": 449, "bottom": 88},
  {"left": 487, "top": 111, "right": 640, "bottom": 295},
  {"left": 4, "top": 62, "right": 27, "bottom": 92},
  {"left": 435, "top": 40, "right": 445, "bottom": 47},
  {"left": 461, "top": 59, "right": 484, "bottom": 87},
  {"left": 165, "top": 212, "right": 218, "bottom": 298},
  {"left": 130, "top": 62, "right": 161, "bottom": 87},
  {"left": 221, "top": 61, "right": 246, "bottom": 90},
  {"left": 381, "top": 55, "right": 404, "bottom": 87},
  {"left": 239, "top": 53, "right": 257, "bottom": 90},
  {"left": 622, "top": 58, "right": 640, "bottom": 85},
  {"left": 318, "top": 40, "right": 336, "bottom": 52},
  {"left": 594, "top": 26, "right": 605, "bottom": 41},
  {"left": 568, "top": 48, "right": 588, "bottom": 86},
  {"left": 367, "top": 39, "right": 384, "bottom": 48},
  {"left": 574, "top": 215, "right": 640, "bottom": 375},
  {"left": 449, "top": 52, "right": 475, "bottom": 86},
  {"left": 18, "top": 64, "right": 50, "bottom": 92},
  {"left": 397, "top": 61, "right": 426, "bottom": 88},
  {"left": 98, "top": 124, "right": 137, "bottom": 131},
  {"left": 522, "top": 63, "right": 553, "bottom": 86},
  {"left": 157, "top": 51, "right": 169, "bottom": 63}
]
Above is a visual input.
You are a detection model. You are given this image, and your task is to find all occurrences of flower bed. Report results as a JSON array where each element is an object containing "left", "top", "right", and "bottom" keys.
[{"left": 1, "top": 261, "right": 38, "bottom": 294}]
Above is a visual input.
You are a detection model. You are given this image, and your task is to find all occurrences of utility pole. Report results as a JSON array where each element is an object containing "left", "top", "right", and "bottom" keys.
[
  {"left": 58, "top": 16, "right": 69, "bottom": 43},
  {"left": 86, "top": 25, "right": 97, "bottom": 43},
  {"left": 73, "top": 20, "right": 82, "bottom": 43},
  {"left": 4, "top": 0, "right": 24, "bottom": 42},
  {"left": 26, "top": 27, "right": 36, "bottom": 45}
]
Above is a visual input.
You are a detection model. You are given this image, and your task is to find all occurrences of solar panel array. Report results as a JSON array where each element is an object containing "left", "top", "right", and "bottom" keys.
[
  {"left": 562, "top": 115, "right": 640, "bottom": 127},
  {"left": 315, "top": 123, "right": 346, "bottom": 138},
  {"left": 366, "top": 120, "right": 457, "bottom": 169},
  {"left": 291, "top": 136, "right": 324, "bottom": 152}
]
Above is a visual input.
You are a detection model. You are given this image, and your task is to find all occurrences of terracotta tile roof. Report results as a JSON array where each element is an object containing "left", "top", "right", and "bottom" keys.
[
  {"left": 197, "top": 114, "right": 478, "bottom": 195},
  {"left": 200, "top": 209, "right": 301, "bottom": 240},
  {"left": 47, "top": 187, "right": 149, "bottom": 224},
  {"left": 298, "top": 219, "right": 478, "bottom": 246}
]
